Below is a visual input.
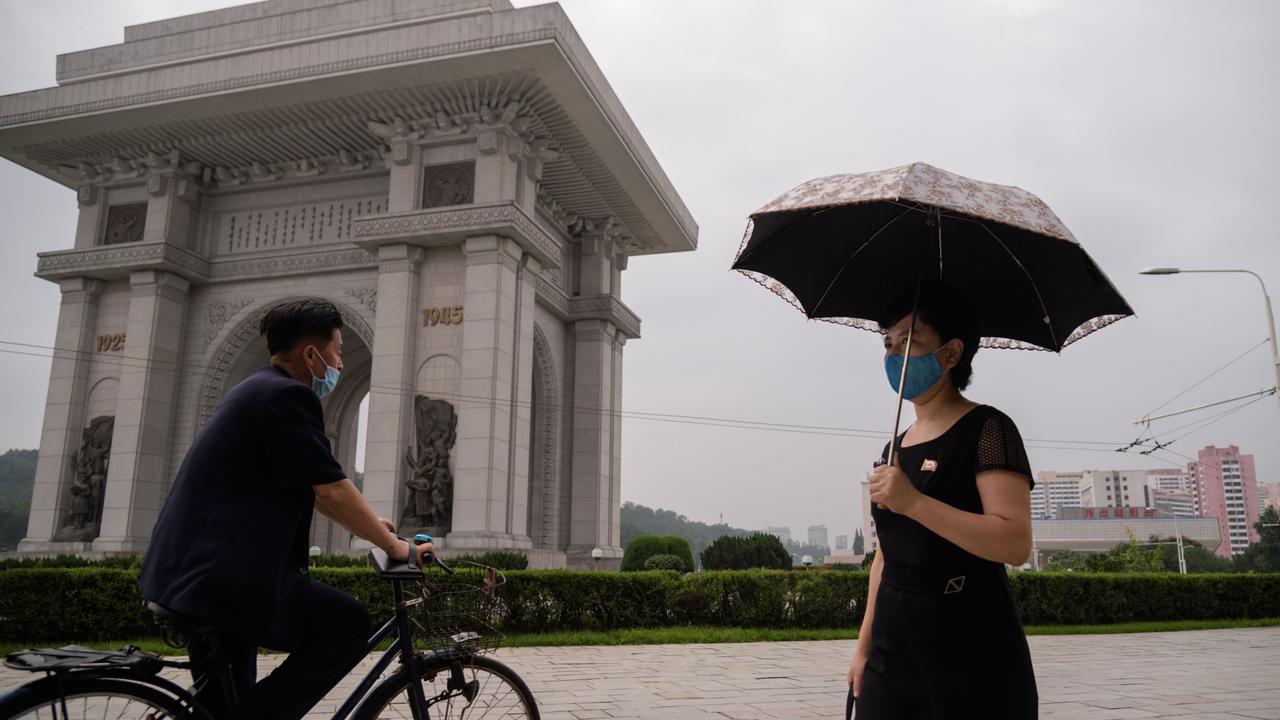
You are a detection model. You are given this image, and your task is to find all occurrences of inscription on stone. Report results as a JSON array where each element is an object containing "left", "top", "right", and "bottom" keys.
[
  {"left": 422, "top": 162, "right": 475, "bottom": 208},
  {"left": 220, "top": 197, "right": 387, "bottom": 254},
  {"left": 103, "top": 204, "right": 147, "bottom": 245},
  {"left": 422, "top": 307, "right": 464, "bottom": 327},
  {"left": 96, "top": 334, "right": 126, "bottom": 351}
]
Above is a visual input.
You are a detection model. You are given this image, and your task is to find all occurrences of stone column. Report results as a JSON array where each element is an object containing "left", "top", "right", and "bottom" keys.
[
  {"left": 363, "top": 244, "right": 425, "bottom": 528},
  {"left": 507, "top": 253, "right": 540, "bottom": 542},
  {"left": 94, "top": 270, "right": 190, "bottom": 553},
  {"left": 567, "top": 319, "right": 621, "bottom": 567},
  {"left": 449, "top": 235, "right": 533, "bottom": 550},
  {"left": 608, "top": 333, "right": 626, "bottom": 551},
  {"left": 19, "top": 278, "right": 103, "bottom": 551}
]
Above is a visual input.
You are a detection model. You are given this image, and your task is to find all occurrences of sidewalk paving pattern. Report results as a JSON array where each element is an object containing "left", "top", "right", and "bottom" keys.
[{"left": 1, "top": 628, "right": 1276, "bottom": 718}]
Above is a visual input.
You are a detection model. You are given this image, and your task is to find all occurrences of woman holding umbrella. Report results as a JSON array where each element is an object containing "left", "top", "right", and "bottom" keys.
[
  {"left": 850, "top": 281, "right": 1038, "bottom": 718},
  {"left": 731, "top": 163, "right": 1135, "bottom": 719}
]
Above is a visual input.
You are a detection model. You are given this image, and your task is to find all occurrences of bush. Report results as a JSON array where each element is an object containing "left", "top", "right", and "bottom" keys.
[
  {"left": 449, "top": 551, "right": 529, "bottom": 571},
  {"left": 3, "top": 569, "right": 1278, "bottom": 643},
  {"left": 0, "top": 554, "right": 144, "bottom": 570},
  {"left": 701, "top": 533, "right": 792, "bottom": 570},
  {"left": 643, "top": 554, "right": 686, "bottom": 572},
  {"left": 622, "top": 535, "right": 693, "bottom": 572},
  {"left": 1010, "top": 572, "right": 1280, "bottom": 625}
]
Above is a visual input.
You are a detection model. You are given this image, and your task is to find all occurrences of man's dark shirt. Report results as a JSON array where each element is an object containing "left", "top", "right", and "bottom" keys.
[{"left": 140, "top": 365, "right": 346, "bottom": 648}]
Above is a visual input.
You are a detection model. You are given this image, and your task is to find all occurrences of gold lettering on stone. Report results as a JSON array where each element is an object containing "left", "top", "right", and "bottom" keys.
[
  {"left": 422, "top": 307, "right": 465, "bottom": 327},
  {"left": 96, "top": 334, "right": 126, "bottom": 352}
]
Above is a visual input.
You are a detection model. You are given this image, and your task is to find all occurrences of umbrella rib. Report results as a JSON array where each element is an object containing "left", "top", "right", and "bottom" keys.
[
  {"left": 976, "top": 222, "right": 1061, "bottom": 351},
  {"left": 810, "top": 205, "right": 916, "bottom": 317}
]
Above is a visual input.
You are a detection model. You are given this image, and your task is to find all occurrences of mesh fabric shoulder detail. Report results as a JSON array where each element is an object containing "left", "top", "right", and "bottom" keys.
[{"left": 974, "top": 410, "right": 1032, "bottom": 483}]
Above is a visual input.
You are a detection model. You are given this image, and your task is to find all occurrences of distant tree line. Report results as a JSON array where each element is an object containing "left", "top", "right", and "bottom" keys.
[
  {"left": 0, "top": 449, "right": 37, "bottom": 552},
  {"left": 621, "top": 502, "right": 754, "bottom": 570}
]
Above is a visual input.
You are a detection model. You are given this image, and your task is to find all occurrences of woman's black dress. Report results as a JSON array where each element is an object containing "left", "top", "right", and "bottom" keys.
[{"left": 857, "top": 404, "right": 1038, "bottom": 719}]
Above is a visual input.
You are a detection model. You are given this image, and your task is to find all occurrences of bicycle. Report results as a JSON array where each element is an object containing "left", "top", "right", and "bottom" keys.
[{"left": 0, "top": 542, "right": 540, "bottom": 720}]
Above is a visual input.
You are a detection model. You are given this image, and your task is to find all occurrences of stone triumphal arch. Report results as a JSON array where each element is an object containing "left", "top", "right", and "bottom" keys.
[{"left": 0, "top": 0, "right": 697, "bottom": 568}]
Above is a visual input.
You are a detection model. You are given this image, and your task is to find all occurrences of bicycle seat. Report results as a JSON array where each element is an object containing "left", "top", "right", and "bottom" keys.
[
  {"left": 145, "top": 601, "right": 217, "bottom": 641},
  {"left": 369, "top": 546, "right": 423, "bottom": 579}
]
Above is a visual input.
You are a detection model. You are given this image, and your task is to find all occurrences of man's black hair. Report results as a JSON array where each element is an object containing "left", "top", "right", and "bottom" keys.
[
  {"left": 259, "top": 299, "right": 343, "bottom": 356},
  {"left": 877, "top": 282, "right": 981, "bottom": 391}
]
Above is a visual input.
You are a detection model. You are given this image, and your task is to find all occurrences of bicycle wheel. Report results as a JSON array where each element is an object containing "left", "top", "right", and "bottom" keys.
[
  {"left": 355, "top": 654, "right": 539, "bottom": 720},
  {"left": 0, "top": 676, "right": 200, "bottom": 720}
]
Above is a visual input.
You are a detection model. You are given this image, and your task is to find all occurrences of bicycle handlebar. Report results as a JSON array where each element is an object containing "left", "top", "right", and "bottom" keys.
[{"left": 410, "top": 533, "right": 453, "bottom": 575}]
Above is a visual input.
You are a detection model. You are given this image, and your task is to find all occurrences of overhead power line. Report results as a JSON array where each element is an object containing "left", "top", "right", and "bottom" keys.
[{"left": 0, "top": 339, "right": 1241, "bottom": 457}]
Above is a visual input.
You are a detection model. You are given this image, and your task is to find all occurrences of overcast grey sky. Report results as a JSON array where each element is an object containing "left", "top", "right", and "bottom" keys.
[{"left": 1, "top": 1, "right": 1277, "bottom": 544}]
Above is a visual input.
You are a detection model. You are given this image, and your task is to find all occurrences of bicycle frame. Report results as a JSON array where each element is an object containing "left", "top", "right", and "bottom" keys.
[
  {"left": 331, "top": 577, "right": 431, "bottom": 720},
  {"left": 194, "top": 576, "right": 439, "bottom": 719}
]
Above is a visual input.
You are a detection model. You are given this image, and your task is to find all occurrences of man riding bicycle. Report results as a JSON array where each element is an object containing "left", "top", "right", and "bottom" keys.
[{"left": 140, "top": 298, "right": 432, "bottom": 720}]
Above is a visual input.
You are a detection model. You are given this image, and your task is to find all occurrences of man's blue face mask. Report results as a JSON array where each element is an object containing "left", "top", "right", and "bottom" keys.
[
  {"left": 306, "top": 346, "right": 341, "bottom": 399},
  {"left": 884, "top": 345, "right": 945, "bottom": 400}
]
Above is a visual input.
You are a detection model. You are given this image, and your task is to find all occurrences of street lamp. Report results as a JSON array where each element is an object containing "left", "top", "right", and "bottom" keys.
[
  {"left": 591, "top": 546, "right": 603, "bottom": 571},
  {"left": 1139, "top": 267, "right": 1280, "bottom": 414}
]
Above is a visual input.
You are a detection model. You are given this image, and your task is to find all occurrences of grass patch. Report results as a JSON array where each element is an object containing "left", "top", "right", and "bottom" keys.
[
  {"left": 501, "top": 626, "right": 858, "bottom": 647},
  {"left": 3, "top": 618, "right": 1277, "bottom": 656},
  {"left": 1023, "top": 617, "right": 1280, "bottom": 636}
]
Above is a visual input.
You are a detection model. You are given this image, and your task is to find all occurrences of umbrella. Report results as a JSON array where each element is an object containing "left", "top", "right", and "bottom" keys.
[{"left": 731, "top": 162, "right": 1134, "bottom": 461}]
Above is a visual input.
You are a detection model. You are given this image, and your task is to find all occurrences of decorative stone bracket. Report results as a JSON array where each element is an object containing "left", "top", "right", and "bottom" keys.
[{"left": 567, "top": 294, "right": 641, "bottom": 340}]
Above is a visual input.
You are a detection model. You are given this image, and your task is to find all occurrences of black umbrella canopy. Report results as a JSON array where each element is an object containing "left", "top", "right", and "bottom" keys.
[{"left": 732, "top": 163, "right": 1134, "bottom": 352}]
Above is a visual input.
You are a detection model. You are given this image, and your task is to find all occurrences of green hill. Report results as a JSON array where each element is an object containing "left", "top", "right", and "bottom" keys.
[
  {"left": 620, "top": 502, "right": 831, "bottom": 569},
  {"left": 0, "top": 449, "right": 37, "bottom": 551}
]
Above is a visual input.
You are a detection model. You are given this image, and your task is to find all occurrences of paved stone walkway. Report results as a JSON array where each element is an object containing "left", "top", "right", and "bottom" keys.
[{"left": 2, "top": 628, "right": 1277, "bottom": 718}]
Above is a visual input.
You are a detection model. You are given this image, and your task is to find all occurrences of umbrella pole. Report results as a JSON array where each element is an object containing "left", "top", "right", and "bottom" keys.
[{"left": 886, "top": 279, "right": 923, "bottom": 466}]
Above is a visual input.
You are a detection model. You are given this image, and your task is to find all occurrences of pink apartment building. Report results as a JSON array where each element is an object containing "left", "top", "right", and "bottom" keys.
[{"left": 1189, "top": 446, "right": 1260, "bottom": 558}]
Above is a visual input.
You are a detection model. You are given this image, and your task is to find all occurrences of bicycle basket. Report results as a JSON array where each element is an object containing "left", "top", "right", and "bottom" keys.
[{"left": 411, "top": 563, "right": 507, "bottom": 655}]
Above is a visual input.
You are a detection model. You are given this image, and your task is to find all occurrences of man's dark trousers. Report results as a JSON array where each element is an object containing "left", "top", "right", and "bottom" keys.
[{"left": 192, "top": 580, "right": 371, "bottom": 720}]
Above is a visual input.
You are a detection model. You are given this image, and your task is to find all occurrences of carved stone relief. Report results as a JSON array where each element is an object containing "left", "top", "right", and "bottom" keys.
[
  {"left": 205, "top": 298, "right": 254, "bottom": 345},
  {"left": 345, "top": 287, "right": 377, "bottom": 313},
  {"left": 529, "top": 325, "right": 560, "bottom": 550},
  {"left": 422, "top": 163, "right": 475, "bottom": 209},
  {"left": 53, "top": 415, "right": 114, "bottom": 542},
  {"left": 103, "top": 204, "right": 147, "bottom": 245},
  {"left": 399, "top": 396, "right": 458, "bottom": 536}
]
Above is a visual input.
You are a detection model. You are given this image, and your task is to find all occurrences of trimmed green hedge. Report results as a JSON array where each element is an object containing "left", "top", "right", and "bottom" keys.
[
  {"left": 1010, "top": 572, "right": 1280, "bottom": 625},
  {"left": 621, "top": 536, "right": 694, "bottom": 573},
  {"left": 1, "top": 569, "right": 1277, "bottom": 643}
]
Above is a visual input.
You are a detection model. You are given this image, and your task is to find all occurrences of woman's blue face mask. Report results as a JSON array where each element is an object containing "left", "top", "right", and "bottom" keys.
[{"left": 884, "top": 345, "right": 946, "bottom": 400}]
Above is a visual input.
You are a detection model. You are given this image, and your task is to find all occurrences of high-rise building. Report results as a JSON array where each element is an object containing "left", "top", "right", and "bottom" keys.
[
  {"left": 1189, "top": 446, "right": 1260, "bottom": 558},
  {"left": 1032, "top": 471, "right": 1084, "bottom": 519},
  {"left": 808, "top": 525, "right": 829, "bottom": 550},
  {"left": 1148, "top": 489, "right": 1196, "bottom": 517},
  {"left": 1147, "top": 468, "right": 1194, "bottom": 494},
  {"left": 1080, "top": 470, "right": 1147, "bottom": 510},
  {"left": 835, "top": 534, "right": 849, "bottom": 550},
  {"left": 1258, "top": 482, "right": 1280, "bottom": 514},
  {"left": 766, "top": 527, "right": 792, "bottom": 545}
]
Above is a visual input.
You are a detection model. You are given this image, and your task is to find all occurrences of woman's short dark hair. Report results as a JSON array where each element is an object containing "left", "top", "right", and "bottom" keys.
[
  {"left": 878, "top": 282, "right": 981, "bottom": 391},
  {"left": 259, "top": 299, "right": 344, "bottom": 356}
]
